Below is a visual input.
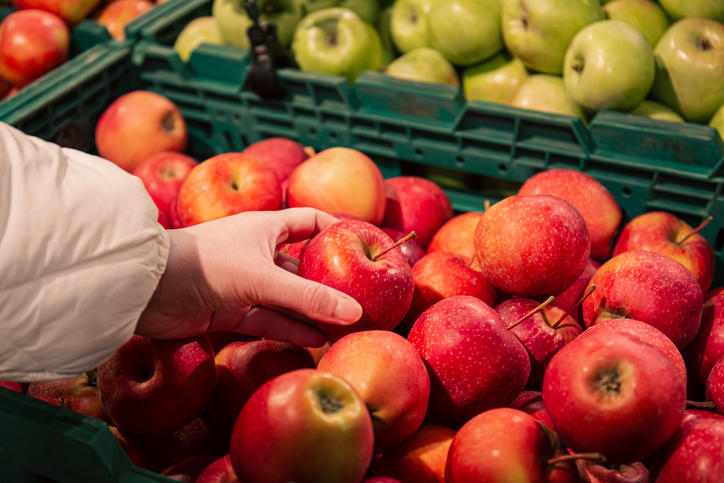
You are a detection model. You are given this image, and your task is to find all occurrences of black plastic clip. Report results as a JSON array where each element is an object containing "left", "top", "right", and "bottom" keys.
[{"left": 244, "top": 0, "right": 296, "bottom": 99}]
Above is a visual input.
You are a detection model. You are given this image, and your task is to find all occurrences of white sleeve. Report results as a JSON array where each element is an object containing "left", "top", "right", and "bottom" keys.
[{"left": 0, "top": 122, "right": 170, "bottom": 382}]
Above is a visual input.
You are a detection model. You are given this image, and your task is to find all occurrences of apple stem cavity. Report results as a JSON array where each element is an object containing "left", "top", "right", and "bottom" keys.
[
  {"left": 318, "top": 391, "right": 343, "bottom": 414},
  {"left": 546, "top": 452, "right": 606, "bottom": 467},
  {"left": 161, "top": 112, "right": 176, "bottom": 132},
  {"left": 551, "top": 284, "right": 596, "bottom": 329},
  {"left": 686, "top": 400, "right": 718, "bottom": 410},
  {"left": 507, "top": 296, "right": 555, "bottom": 331},
  {"left": 676, "top": 216, "right": 712, "bottom": 245},
  {"left": 371, "top": 231, "right": 417, "bottom": 262}
]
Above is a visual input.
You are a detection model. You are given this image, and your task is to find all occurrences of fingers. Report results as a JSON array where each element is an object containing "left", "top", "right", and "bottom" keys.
[
  {"left": 222, "top": 306, "right": 328, "bottom": 348},
  {"left": 275, "top": 207, "right": 340, "bottom": 244}
]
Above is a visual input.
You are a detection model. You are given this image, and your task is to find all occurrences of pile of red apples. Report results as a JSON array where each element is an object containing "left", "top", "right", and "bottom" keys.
[{"left": 4, "top": 90, "right": 724, "bottom": 483}]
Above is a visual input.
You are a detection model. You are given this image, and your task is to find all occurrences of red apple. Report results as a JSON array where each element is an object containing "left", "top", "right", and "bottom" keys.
[
  {"left": 364, "top": 478, "right": 400, "bottom": 483},
  {"left": 685, "top": 287, "right": 724, "bottom": 385},
  {"left": 371, "top": 424, "right": 455, "bottom": 483},
  {"left": 175, "top": 152, "right": 281, "bottom": 227},
  {"left": 97, "top": 335, "right": 216, "bottom": 436},
  {"left": 242, "top": 137, "right": 309, "bottom": 183},
  {"left": 382, "top": 227, "right": 425, "bottom": 267},
  {"left": 287, "top": 147, "right": 386, "bottom": 225},
  {"left": 109, "top": 426, "right": 148, "bottom": 468},
  {"left": 206, "top": 331, "right": 258, "bottom": 353},
  {"left": 613, "top": 211, "right": 715, "bottom": 292},
  {"left": 408, "top": 296, "right": 530, "bottom": 424},
  {"left": 26, "top": 370, "right": 108, "bottom": 422},
  {"left": 298, "top": 219, "right": 413, "bottom": 338},
  {"left": 14, "top": 0, "right": 102, "bottom": 24},
  {"left": 209, "top": 340, "right": 315, "bottom": 434},
  {"left": 280, "top": 239, "right": 309, "bottom": 260},
  {"left": 705, "top": 355, "right": 724, "bottom": 413},
  {"left": 0, "top": 380, "right": 23, "bottom": 393},
  {"left": 132, "top": 151, "right": 196, "bottom": 226},
  {"left": 382, "top": 176, "right": 453, "bottom": 248},
  {"left": 96, "top": 0, "right": 153, "bottom": 40},
  {"left": 0, "top": 9, "right": 69, "bottom": 86},
  {"left": 518, "top": 169, "right": 622, "bottom": 260},
  {"left": 229, "top": 369, "right": 374, "bottom": 483},
  {"left": 474, "top": 195, "right": 590, "bottom": 297},
  {"left": 582, "top": 250, "right": 704, "bottom": 350},
  {"left": 542, "top": 330, "right": 685, "bottom": 463},
  {"left": 509, "top": 391, "right": 554, "bottom": 430},
  {"left": 575, "top": 460, "right": 649, "bottom": 483},
  {"left": 550, "top": 258, "right": 599, "bottom": 321},
  {"left": 317, "top": 330, "right": 431, "bottom": 451},
  {"left": 160, "top": 454, "right": 219, "bottom": 483},
  {"left": 196, "top": 454, "right": 240, "bottom": 483},
  {"left": 427, "top": 211, "right": 484, "bottom": 266},
  {"left": 95, "top": 90, "right": 187, "bottom": 172}
]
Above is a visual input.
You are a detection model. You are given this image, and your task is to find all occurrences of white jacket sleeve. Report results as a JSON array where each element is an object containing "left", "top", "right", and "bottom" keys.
[{"left": 0, "top": 122, "right": 170, "bottom": 382}]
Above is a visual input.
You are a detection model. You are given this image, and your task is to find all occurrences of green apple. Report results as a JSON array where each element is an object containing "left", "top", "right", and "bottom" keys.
[
  {"left": 629, "top": 100, "right": 684, "bottom": 122},
  {"left": 710, "top": 104, "right": 724, "bottom": 141},
  {"left": 292, "top": 7, "right": 384, "bottom": 82},
  {"left": 653, "top": 19, "right": 724, "bottom": 123},
  {"left": 603, "top": 0, "right": 669, "bottom": 46},
  {"left": 385, "top": 47, "right": 459, "bottom": 85},
  {"left": 377, "top": 6, "right": 397, "bottom": 63},
  {"left": 563, "top": 20, "right": 654, "bottom": 111},
  {"left": 213, "top": 0, "right": 302, "bottom": 48},
  {"left": 173, "top": 17, "right": 224, "bottom": 62},
  {"left": 510, "top": 74, "right": 585, "bottom": 120},
  {"left": 428, "top": 0, "right": 502, "bottom": 66},
  {"left": 502, "top": 0, "right": 603, "bottom": 75},
  {"left": 462, "top": 53, "right": 528, "bottom": 104},
  {"left": 340, "top": 0, "right": 380, "bottom": 23},
  {"left": 658, "top": 0, "right": 724, "bottom": 22},
  {"left": 390, "top": 0, "right": 440, "bottom": 53},
  {"left": 294, "top": 0, "right": 340, "bottom": 16}
]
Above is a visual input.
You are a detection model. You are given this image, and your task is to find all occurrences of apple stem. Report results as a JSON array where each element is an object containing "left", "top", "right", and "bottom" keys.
[
  {"left": 507, "top": 296, "right": 555, "bottom": 331},
  {"left": 372, "top": 231, "right": 416, "bottom": 262},
  {"left": 484, "top": 200, "right": 491, "bottom": 211},
  {"left": 546, "top": 452, "right": 606, "bottom": 467},
  {"left": 551, "top": 284, "right": 596, "bottom": 329},
  {"left": 86, "top": 369, "right": 97, "bottom": 388},
  {"left": 686, "top": 400, "right": 718, "bottom": 410},
  {"left": 676, "top": 216, "right": 712, "bottom": 245}
]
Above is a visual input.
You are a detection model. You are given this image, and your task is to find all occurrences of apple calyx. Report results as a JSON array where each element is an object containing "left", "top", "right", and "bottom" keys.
[
  {"left": 546, "top": 452, "right": 606, "bottom": 467},
  {"left": 675, "top": 216, "right": 712, "bottom": 245},
  {"left": 507, "top": 296, "right": 555, "bottom": 331},
  {"left": 685, "top": 400, "right": 717, "bottom": 410},
  {"left": 318, "top": 391, "right": 344, "bottom": 413},
  {"left": 550, "top": 284, "right": 597, "bottom": 330},
  {"left": 371, "top": 231, "right": 417, "bottom": 262},
  {"left": 131, "top": 361, "right": 154, "bottom": 383},
  {"left": 696, "top": 36, "right": 713, "bottom": 52},
  {"left": 161, "top": 112, "right": 176, "bottom": 132}
]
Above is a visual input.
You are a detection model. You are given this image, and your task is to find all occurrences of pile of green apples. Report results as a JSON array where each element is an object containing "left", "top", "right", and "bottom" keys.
[{"left": 173, "top": 0, "right": 724, "bottom": 137}]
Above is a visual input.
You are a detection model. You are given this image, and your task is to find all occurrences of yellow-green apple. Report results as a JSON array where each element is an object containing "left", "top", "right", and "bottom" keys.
[
  {"left": 603, "top": 0, "right": 669, "bottom": 46},
  {"left": 209, "top": 340, "right": 315, "bottom": 434},
  {"left": 376, "top": 5, "right": 395, "bottom": 64},
  {"left": 497, "top": 297, "right": 583, "bottom": 388},
  {"left": 0, "top": 10, "right": 69, "bottom": 87},
  {"left": 371, "top": 424, "right": 455, "bottom": 483},
  {"left": 97, "top": 335, "right": 216, "bottom": 436},
  {"left": 96, "top": 0, "right": 154, "bottom": 40},
  {"left": 13, "top": 0, "right": 102, "bottom": 25},
  {"left": 160, "top": 454, "right": 219, "bottom": 483},
  {"left": 95, "top": 90, "right": 187, "bottom": 172},
  {"left": 582, "top": 250, "right": 704, "bottom": 350},
  {"left": 213, "top": 0, "right": 301, "bottom": 48},
  {"left": 340, "top": 0, "right": 379, "bottom": 23},
  {"left": 385, "top": 47, "right": 459, "bottom": 86},
  {"left": 629, "top": 99, "right": 684, "bottom": 122},
  {"left": 132, "top": 151, "right": 196, "bottom": 229},
  {"left": 445, "top": 408, "right": 576, "bottom": 483},
  {"left": 575, "top": 460, "right": 649, "bottom": 483},
  {"left": 389, "top": 0, "right": 439, "bottom": 53},
  {"left": 175, "top": 153, "right": 281, "bottom": 227},
  {"left": 382, "top": 228, "right": 425, "bottom": 267},
  {"left": 242, "top": 137, "right": 310, "bottom": 184},
  {"left": 612, "top": 211, "right": 715, "bottom": 292},
  {"left": 509, "top": 390, "right": 554, "bottom": 430},
  {"left": 287, "top": 147, "right": 386, "bottom": 225},
  {"left": 405, "top": 251, "right": 498, "bottom": 330},
  {"left": 196, "top": 455, "right": 239, "bottom": 483},
  {"left": 382, "top": 176, "right": 453, "bottom": 247},
  {"left": 502, "top": 0, "right": 603, "bottom": 74},
  {"left": 517, "top": 169, "right": 622, "bottom": 261},
  {"left": 710, "top": 102, "right": 724, "bottom": 140},
  {"left": 229, "top": 369, "right": 374, "bottom": 483},
  {"left": 298, "top": 219, "right": 414, "bottom": 338},
  {"left": 408, "top": 296, "right": 530, "bottom": 424},
  {"left": 706, "top": 355, "right": 724, "bottom": 413},
  {"left": 652, "top": 19, "right": 724, "bottom": 122},
  {"left": 26, "top": 370, "right": 109, "bottom": 422},
  {"left": 462, "top": 53, "right": 528, "bottom": 104},
  {"left": 686, "top": 288, "right": 724, "bottom": 385},
  {"left": 173, "top": 16, "right": 224, "bottom": 62},
  {"left": 509, "top": 74, "right": 585, "bottom": 120},
  {"left": 658, "top": 0, "right": 724, "bottom": 22},
  {"left": 542, "top": 330, "right": 685, "bottom": 463},
  {"left": 427, "top": 211, "right": 483, "bottom": 267},
  {"left": 563, "top": 20, "right": 655, "bottom": 111},
  {"left": 0, "top": 380, "right": 23, "bottom": 393},
  {"left": 317, "top": 330, "right": 430, "bottom": 451},
  {"left": 427, "top": 0, "right": 501, "bottom": 66},
  {"left": 292, "top": 8, "right": 383, "bottom": 82},
  {"left": 474, "top": 195, "right": 591, "bottom": 297},
  {"left": 549, "top": 258, "right": 599, "bottom": 321}
]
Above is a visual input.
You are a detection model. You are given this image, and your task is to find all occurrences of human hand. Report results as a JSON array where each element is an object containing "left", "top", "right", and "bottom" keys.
[{"left": 137, "top": 208, "right": 363, "bottom": 347}]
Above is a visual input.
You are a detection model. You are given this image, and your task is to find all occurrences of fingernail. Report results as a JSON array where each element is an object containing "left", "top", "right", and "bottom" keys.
[{"left": 335, "top": 297, "right": 363, "bottom": 324}]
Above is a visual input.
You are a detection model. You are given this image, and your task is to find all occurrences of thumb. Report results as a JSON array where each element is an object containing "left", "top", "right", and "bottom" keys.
[{"left": 258, "top": 267, "right": 363, "bottom": 325}]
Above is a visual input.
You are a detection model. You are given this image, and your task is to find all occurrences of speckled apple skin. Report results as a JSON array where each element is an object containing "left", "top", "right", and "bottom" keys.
[
  {"left": 298, "top": 220, "right": 414, "bottom": 338},
  {"left": 686, "top": 288, "right": 724, "bottom": 385},
  {"left": 428, "top": 212, "right": 484, "bottom": 266},
  {"left": 382, "top": 228, "right": 426, "bottom": 267},
  {"left": 581, "top": 250, "right": 703, "bottom": 350},
  {"left": 518, "top": 169, "right": 622, "bottom": 260},
  {"left": 706, "top": 356, "right": 724, "bottom": 412},
  {"left": 542, "top": 331, "right": 685, "bottom": 463},
  {"left": 474, "top": 195, "right": 590, "bottom": 297},
  {"left": 407, "top": 296, "right": 530, "bottom": 424},
  {"left": 496, "top": 297, "right": 582, "bottom": 388},
  {"left": 613, "top": 211, "right": 714, "bottom": 292},
  {"left": 550, "top": 258, "right": 600, "bottom": 321}
]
